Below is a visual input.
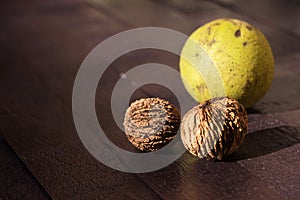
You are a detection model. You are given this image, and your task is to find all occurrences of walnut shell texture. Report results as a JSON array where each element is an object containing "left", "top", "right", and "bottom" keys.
[
  {"left": 124, "top": 98, "right": 180, "bottom": 152},
  {"left": 181, "top": 97, "right": 248, "bottom": 160}
]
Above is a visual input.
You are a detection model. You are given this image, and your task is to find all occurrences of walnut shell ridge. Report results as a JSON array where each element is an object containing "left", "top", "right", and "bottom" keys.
[
  {"left": 180, "top": 97, "right": 248, "bottom": 160},
  {"left": 123, "top": 98, "right": 181, "bottom": 152}
]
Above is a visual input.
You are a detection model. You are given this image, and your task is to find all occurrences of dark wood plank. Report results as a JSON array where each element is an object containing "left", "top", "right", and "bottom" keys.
[
  {"left": 0, "top": 0, "right": 299, "bottom": 199},
  {"left": 0, "top": 136, "right": 50, "bottom": 200},
  {"left": 254, "top": 67, "right": 300, "bottom": 112},
  {"left": 158, "top": 0, "right": 300, "bottom": 38},
  {"left": 0, "top": 0, "right": 162, "bottom": 199},
  {"left": 275, "top": 53, "right": 300, "bottom": 76},
  {"left": 237, "top": 142, "right": 300, "bottom": 200},
  {"left": 87, "top": 0, "right": 300, "bottom": 59},
  {"left": 211, "top": 0, "right": 300, "bottom": 38},
  {"left": 87, "top": 0, "right": 236, "bottom": 33},
  {"left": 138, "top": 153, "right": 287, "bottom": 200}
]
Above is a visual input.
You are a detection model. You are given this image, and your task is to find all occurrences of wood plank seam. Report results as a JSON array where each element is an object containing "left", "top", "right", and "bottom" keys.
[
  {"left": 84, "top": 1, "right": 134, "bottom": 29},
  {"left": 207, "top": 0, "right": 300, "bottom": 40},
  {"left": 0, "top": 136, "right": 52, "bottom": 199}
]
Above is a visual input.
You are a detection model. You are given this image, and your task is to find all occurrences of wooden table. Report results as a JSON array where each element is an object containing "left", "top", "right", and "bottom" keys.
[{"left": 0, "top": 0, "right": 299, "bottom": 199}]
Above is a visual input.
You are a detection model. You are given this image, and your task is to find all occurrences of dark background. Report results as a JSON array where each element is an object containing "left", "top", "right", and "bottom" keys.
[{"left": 0, "top": 0, "right": 299, "bottom": 199}]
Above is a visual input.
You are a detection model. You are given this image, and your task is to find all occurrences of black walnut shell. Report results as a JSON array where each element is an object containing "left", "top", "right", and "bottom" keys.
[
  {"left": 181, "top": 97, "right": 248, "bottom": 160},
  {"left": 124, "top": 98, "right": 181, "bottom": 152}
]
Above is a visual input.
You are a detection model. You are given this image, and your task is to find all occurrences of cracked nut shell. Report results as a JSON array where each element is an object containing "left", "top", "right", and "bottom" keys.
[
  {"left": 124, "top": 98, "right": 181, "bottom": 152},
  {"left": 181, "top": 97, "right": 248, "bottom": 160}
]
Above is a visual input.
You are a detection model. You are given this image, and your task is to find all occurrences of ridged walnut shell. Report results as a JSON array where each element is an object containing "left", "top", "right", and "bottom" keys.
[
  {"left": 181, "top": 97, "right": 248, "bottom": 160},
  {"left": 123, "top": 98, "right": 180, "bottom": 152}
]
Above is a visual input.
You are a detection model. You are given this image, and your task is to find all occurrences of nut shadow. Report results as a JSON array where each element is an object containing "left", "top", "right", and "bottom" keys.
[{"left": 222, "top": 126, "right": 300, "bottom": 162}]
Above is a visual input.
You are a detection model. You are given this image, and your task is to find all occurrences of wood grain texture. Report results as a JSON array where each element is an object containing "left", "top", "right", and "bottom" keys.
[
  {"left": 0, "top": 136, "right": 50, "bottom": 200},
  {"left": 0, "top": 0, "right": 299, "bottom": 199},
  {"left": 88, "top": 0, "right": 300, "bottom": 58},
  {"left": 237, "top": 142, "right": 300, "bottom": 199},
  {"left": 138, "top": 153, "right": 286, "bottom": 200},
  {"left": 212, "top": 0, "right": 300, "bottom": 37},
  {"left": 0, "top": 0, "right": 160, "bottom": 199}
]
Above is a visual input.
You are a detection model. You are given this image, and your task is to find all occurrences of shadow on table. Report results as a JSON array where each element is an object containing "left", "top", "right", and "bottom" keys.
[{"left": 222, "top": 126, "right": 300, "bottom": 162}]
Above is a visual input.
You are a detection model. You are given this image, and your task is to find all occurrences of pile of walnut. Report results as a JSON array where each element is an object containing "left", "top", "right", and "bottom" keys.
[{"left": 123, "top": 96, "right": 248, "bottom": 160}]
